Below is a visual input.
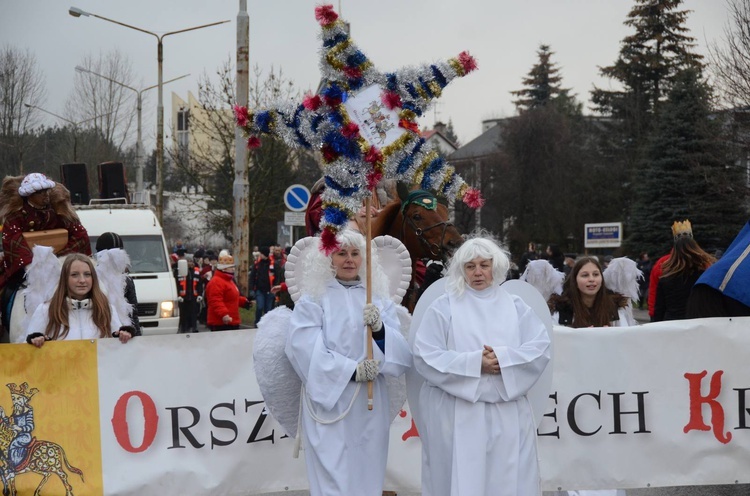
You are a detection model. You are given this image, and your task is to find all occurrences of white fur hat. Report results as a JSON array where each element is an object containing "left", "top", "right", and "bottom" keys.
[
  {"left": 217, "top": 249, "right": 235, "bottom": 270},
  {"left": 18, "top": 173, "right": 55, "bottom": 197}
]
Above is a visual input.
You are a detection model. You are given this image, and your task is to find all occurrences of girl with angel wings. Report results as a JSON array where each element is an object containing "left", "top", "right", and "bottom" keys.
[
  {"left": 15, "top": 245, "right": 137, "bottom": 346},
  {"left": 254, "top": 228, "right": 413, "bottom": 496}
]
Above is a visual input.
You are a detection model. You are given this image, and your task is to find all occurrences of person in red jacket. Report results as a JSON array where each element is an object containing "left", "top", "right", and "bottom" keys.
[{"left": 205, "top": 250, "right": 248, "bottom": 331}]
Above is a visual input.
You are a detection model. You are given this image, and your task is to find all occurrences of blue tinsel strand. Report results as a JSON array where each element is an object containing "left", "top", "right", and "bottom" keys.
[
  {"left": 323, "top": 206, "right": 349, "bottom": 226},
  {"left": 325, "top": 176, "right": 360, "bottom": 197},
  {"left": 418, "top": 77, "right": 434, "bottom": 99},
  {"left": 348, "top": 77, "right": 364, "bottom": 91},
  {"left": 322, "top": 83, "right": 345, "bottom": 103},
  {"left": 404, "top": 82, "right": 419, "bottom": 100},
  {"left": 441, "top": 172, "right": 456, "bottom": 194},
  {"left": 401, "top": 101, "right": 423, "bottom": 117},
  {"left": 328, "top": 110, "right": 345, "bottom": 126},
  {"left": 386, "top": 73, "right": 398, "bottom": 91},
  {"left": 346, "top": 51, "right": 367, "bottom": 67},
  {"left": 421, "top": 156, "right": 445, "bottom": 189},
  {"left": 287, "top": 105, "right": 311, "bottom": 148},
  {"left": 255, "top": 111, "right": 273, "bottom": 133},
  {"left": 323, "top": 32, "right": 349, "bottom": 48},
  {"left": 311, "top": 114, "right": 325, "bottom": 133},
  {"left": 431, "top": 65, "right": 447, "bottom": 88}
]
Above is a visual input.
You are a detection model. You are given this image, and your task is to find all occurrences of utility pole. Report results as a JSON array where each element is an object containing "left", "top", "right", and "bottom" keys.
[{"left": 234, "top": 0, "right": 250, "bottom": 295}]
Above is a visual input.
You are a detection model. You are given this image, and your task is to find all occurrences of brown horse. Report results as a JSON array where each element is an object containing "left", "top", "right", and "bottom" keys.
[{"left": 370, "top": 190, "right": 464, "bottom": 311}]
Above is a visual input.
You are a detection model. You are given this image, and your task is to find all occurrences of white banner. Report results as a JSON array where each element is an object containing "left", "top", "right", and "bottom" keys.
[
  {"left": 538, "top": 317, "right": 750, "bottom": 491},
  {"left": 3, "top": 318, "right": 749, "bottom": 495}
]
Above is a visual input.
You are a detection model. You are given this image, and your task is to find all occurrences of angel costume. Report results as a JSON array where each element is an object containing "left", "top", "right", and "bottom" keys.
[
  {"left": 22, "top": 298, "right": 122, "bottom": 342},
  {"left": 285, "top": 278, "right": 411, "bottom": 496},
  {"left": 413, "top": 284, "right": 550, "bottom": 496}
]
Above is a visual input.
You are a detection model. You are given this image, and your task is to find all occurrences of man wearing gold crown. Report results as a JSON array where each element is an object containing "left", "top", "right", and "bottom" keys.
[{"left": 0, "top": 382, "right": 38, "bottom": 470}]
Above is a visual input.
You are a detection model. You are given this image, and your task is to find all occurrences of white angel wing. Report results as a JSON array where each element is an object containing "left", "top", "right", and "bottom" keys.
[
  {"left": 22, "top": 246, "right": 63, "bottom": 326},
  {"left": 285, "top": 235, "right": 412, "bottom": 304},
  {"left": 604, "top": 257, "right": 643, "bottom": 302},
  {"left": 372, "top": 235, "right": 412, "bottom": 305},
  {"left": 253, "top": 306, "right": 301, "bottom": 438},
  {"left": 520, "top": 259, "right": 565, "bottom": 301},
  {"left": 95, "top": 248, "right": 133, "bottom": 325},
  {"left": 284, "top": 237, "right": 320, "bottom": 303}
]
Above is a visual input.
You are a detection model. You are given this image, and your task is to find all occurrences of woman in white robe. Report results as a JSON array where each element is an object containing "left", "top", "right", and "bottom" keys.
[
  {"left": 285, "top": 229, "right": 412, "bottom": 496},
  {"left": 413, "top": 235, "right": 551, "bottom": 496}
]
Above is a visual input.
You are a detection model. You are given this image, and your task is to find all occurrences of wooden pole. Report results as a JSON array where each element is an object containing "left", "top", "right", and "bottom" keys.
[{"left": 365, "top": 196, "right": 374, "bottom": 410}]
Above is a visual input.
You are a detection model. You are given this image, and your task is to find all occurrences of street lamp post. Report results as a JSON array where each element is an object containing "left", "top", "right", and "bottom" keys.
[
  {"left": 24, "top": 103, "right": 112, "bottom": 162},
  {"left": 74, "top": 66, "right": 189, "bottom": 197},
  {"left": 69, "top": 7, "right": 230, "bottom": 222}
]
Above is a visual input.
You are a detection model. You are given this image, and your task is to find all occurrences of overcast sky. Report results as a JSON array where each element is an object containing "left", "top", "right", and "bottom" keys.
[{"left": 2, "top": 0, "right": 729, "bottom": 150}]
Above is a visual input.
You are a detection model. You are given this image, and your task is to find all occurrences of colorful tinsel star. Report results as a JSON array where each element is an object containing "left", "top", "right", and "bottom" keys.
[{"left": 235, "top": 4, "right": 483, "bottom": 254}]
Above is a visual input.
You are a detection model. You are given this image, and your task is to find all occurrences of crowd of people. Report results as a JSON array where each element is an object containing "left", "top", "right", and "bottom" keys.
[{"left": 1, "top": 171, "right": 749, "bottom": 495}]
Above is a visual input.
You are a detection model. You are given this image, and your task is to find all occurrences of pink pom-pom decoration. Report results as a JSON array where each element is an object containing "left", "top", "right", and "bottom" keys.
[
  {"left": 462, "top": 187, "right": 485, "bottom": 209},
  {"left": 315, "top": 4, "right": 338, "bottom": 26},
  {"left": 343, "top": 66, "right": 363, "bottom": 79},
  {"left": 457, "top": 51, "right": 478, "bottom": 74},
  {"left": 366, "top": 170, "right": 383, "bottom": 191},
  {"left": 233, "top": 105, "right": 249, "bottom": 127},
  {"left": 246, "top": 136, "right": 262, "bottom": 149},
  {"left": 381, "top": 91, "right": 402, "bottom": 110},
  {"left": 364, "top": 147, "right": 383, "bottom": 165},
  {"left": 302, "top": 94, "right": 322, "bottom": 111},
  {"left": 341, "top": 122, "right": 360, "bottom": 139},
  {"left": 320, "top": 227, "right": 340, "bottom": 255}
]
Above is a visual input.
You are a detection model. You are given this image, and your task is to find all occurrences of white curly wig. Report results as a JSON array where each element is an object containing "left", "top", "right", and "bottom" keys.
[
  {"left": 297, "top": 229, "right": 389, "bottom": 301},
  {"left": 445, "top": 231, "right": 510, "bottom": 297}
]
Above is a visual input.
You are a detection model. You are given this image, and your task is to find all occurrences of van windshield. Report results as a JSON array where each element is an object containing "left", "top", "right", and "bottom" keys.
[{"left": 89, "top": 235, "right": 169, "bottom": 274}]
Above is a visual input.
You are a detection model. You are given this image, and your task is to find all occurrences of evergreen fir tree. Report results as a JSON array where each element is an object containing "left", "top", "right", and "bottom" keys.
[
  {"left": 592, "top": 0, "right": 703, "bottom": 125},
  {"left": 511, "top": 44, "right": 580, "bottom": 114},
  {"left": 591, "top": 0, "right": 705, "bottom": 242},
  {"left": 627, "top": 68, "right": 748, "bottom": 256},
  {"left": 444, "top": 119, "right": 460, "bottom": 147}
]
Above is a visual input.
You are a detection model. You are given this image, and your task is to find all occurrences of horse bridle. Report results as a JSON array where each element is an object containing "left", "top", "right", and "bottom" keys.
[{"left": 400, "top": 201, "right": 454, "bottom": 262}]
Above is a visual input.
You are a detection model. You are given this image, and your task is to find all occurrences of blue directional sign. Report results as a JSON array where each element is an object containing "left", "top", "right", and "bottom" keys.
[{"left": 284, "top": 184, "right": 311, "bottom": 212}]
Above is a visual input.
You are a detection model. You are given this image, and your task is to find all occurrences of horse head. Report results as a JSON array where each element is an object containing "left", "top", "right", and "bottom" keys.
[{"left": 388, "top": 189, "right": 463, "bottom": 264}]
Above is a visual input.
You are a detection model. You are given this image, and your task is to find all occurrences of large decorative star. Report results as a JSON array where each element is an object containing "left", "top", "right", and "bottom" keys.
[{"left": 235, "top": 4, "right": 483, "bottom": 253}]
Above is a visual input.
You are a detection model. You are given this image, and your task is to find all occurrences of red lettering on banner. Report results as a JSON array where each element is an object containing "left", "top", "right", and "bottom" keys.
[
  {"left": 683, "top": 371, "right": 732, "bottom": 444},
  {"left": 112, "top": 391, "right": 160, "bottom": 453}
]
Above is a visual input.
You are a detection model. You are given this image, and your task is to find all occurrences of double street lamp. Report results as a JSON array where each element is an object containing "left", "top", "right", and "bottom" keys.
[
  {"left": 74, "top": 66, "right": 189, "bottom": 196},
  {"left": 69, "top": 6, "right": 230, "bottom": 222},
  {"left": 24, "top": 103, "right": 112, "bottom": 162}
]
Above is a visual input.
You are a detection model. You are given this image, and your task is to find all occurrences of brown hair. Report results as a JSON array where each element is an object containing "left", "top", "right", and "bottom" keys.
[
  {"left": 45, "top": 254, "right": 112, "bottom": 340},
  {"left": 661, "top": 236, "right": 715, "bottom": 279},
  {"left": 549, "top": 256, "right": 628, "bottom": 328}
]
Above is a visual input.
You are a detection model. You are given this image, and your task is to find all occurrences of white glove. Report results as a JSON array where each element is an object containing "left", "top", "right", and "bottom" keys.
[
  {"left": 355, "top": 359, "right": 380, "bottom": 382},
  {"left": 177, "top": 296, "right": 184, "bottom": 303},
  {"left": 363, "top": 303, "right": 382, "bottom": 330},
  {"left": 196, "top": 296, "right": 203, "bottom": 303}
]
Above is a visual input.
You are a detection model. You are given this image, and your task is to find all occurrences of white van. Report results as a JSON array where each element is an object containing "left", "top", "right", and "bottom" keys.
[{"left": 76, "top": 205, "right": 179, "bottom": 335}]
